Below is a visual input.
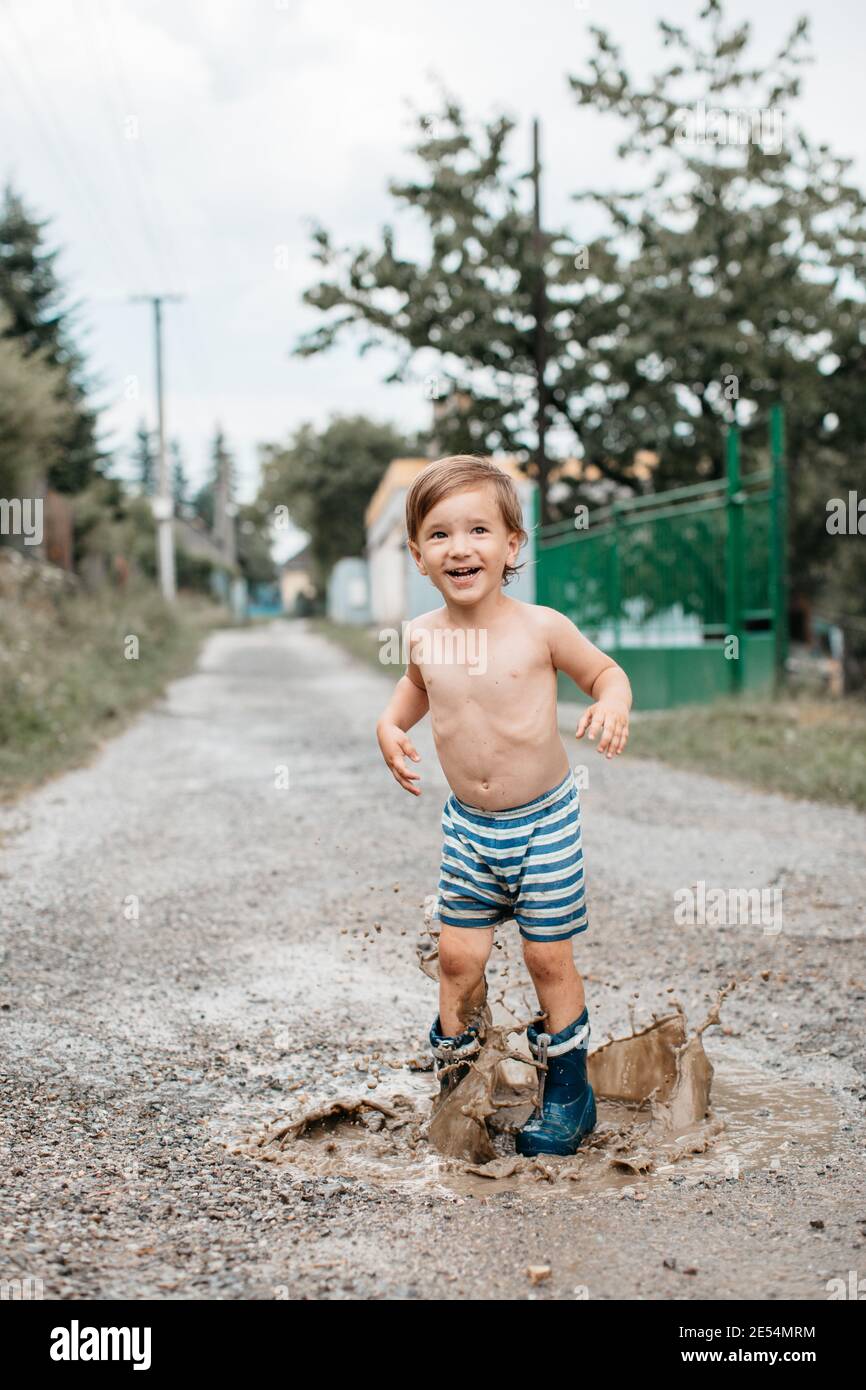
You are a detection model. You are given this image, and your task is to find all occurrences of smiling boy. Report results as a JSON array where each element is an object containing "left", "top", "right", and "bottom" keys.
[{"left": 375, "top": 455, "right": 632, "bottom": 1156}]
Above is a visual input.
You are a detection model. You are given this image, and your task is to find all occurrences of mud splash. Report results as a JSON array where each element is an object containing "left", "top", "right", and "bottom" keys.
[
  {"left": 230, "top": 921, "right": 838, "bottom": 1197},
  {"left": 235, "top": 990, "right": 740, "bottom": 1196}
]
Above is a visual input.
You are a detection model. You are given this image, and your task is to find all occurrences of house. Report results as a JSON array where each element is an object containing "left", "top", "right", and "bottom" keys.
[
  {"left": 280, "top": 542, "right": 316, "bottom": 614},
  {"left": 327, "top": 556, "right": 371, "bottom": 625}
]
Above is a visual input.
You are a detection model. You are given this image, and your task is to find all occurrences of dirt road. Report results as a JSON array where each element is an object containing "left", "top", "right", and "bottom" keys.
[{"left": 1, "top": 619, "right": 864, "bottom": 1300}]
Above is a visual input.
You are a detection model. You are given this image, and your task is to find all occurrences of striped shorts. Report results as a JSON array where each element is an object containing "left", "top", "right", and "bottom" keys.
[{"left": 437, "top": 769, "right": 588, "bottom": 943}]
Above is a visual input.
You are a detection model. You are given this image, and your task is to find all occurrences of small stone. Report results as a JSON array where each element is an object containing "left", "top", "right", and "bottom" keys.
[{"left": 526, "top": 1265, "right": 551, "bottom": 1285}]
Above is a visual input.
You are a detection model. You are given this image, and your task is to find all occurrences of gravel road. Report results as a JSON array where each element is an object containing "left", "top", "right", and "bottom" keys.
[{"left": 1, "top": 618, "right": 864, "bottom": 1301}]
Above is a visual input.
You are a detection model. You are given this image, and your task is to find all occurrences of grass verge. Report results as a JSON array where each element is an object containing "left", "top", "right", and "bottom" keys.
[
  {"left": 0, "top": 581, "right": 226, "bottom": 801},
  {"left": 627, "top": 697, "right": 866, "bottom": 812}
]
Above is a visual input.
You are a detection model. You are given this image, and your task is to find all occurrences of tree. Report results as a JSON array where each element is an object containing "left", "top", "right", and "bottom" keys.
[
  {"left": 170, "top": 438, "right": 189, "bottom": 513},
  {"left": 236, "top": 500, "right": 278, "bottom": 587},
  {"left": 131, "top": 420, "right": 156, "bottom": 497},
  {"left": 293, "top": 100, "right": 598, "bottom": 521},
  {"left": 258, "top": 414, "right": 417, "bottom": 587},
  {"left": 0, "top": 184, "right": 104, "bottom": 492},
  {"left": 562, "top": 0, "right": 866, "bottom": 672},
  {"left": 0, "top": 309, "right": 74, "bottom": 499},
  {"left": 210, "top": 426, "right": 236, "bottom": 567},
  {"left": 562, "top": 1, "right": 866, "bottom": 489},
  {"left": 192, "top": 480, "right": 214, "bottom": 530}
]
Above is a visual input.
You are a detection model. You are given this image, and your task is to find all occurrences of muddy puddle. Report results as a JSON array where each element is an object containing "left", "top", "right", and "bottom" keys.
[{"left": 227, "top": 980, "right": 839, "bottom": 1199}]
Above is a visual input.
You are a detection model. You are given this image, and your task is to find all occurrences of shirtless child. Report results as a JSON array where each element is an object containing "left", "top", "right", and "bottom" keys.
[{"left": 375, "top": 455, "right": 632, "bottom": 1156}]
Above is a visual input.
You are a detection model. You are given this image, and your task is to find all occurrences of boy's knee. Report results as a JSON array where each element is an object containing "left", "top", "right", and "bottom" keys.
[
  {"left": 522, "top": 938, "right": 575, "bottom": 983},
  {"left": 439, "top": 929, "right": 489, "bottom": 982}
]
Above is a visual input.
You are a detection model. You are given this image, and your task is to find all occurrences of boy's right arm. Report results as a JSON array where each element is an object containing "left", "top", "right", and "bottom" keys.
[{"left": 376, "top": 669, "right": 429, "bottom": 796}]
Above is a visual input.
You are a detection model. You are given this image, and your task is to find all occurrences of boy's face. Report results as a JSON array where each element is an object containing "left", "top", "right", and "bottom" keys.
[{"left": 408, "top": 483, "right": 521, "bottom": 605}]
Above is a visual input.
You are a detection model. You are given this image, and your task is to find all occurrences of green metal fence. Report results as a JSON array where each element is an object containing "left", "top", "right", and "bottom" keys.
[{"left": 536, "top": 405, "right": 788, "bottom": 710}]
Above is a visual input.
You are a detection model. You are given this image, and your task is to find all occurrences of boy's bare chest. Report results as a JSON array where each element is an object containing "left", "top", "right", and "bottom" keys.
[{"left": 418, "top": 631, "right": 553, "bottom": 708}]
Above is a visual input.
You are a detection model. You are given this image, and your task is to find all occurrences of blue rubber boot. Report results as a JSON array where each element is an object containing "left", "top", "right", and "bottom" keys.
[
  {"left": 428, "top": 980, "right": 490, "bottom": 1106},
  {"left": 515, "top": 1006, "right": 596, "bottom": 1157},
  {"left": 429, "top": 1015, "right": 483, "bottom": 1105}
]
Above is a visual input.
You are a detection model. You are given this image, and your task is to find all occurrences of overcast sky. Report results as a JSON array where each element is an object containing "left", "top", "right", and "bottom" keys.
[{"left": 2, "top": 0, "right": 864, "bottom": 535}]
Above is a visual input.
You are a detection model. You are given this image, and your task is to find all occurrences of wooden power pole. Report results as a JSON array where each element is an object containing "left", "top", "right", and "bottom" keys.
[
  {"left": 531, "top": 118, "right": 551, "bottom": 527},
  {"left": 131, "top": 293, "right": 184, "bottom": 600}
]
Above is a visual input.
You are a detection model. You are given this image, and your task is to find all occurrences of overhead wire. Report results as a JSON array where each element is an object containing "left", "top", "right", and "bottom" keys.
[
  {"left": 1, "top": 0, "right": 153, "bottom": 291},
  {"left": 94, "top": 0, "right": 225, "bottom": 489}
]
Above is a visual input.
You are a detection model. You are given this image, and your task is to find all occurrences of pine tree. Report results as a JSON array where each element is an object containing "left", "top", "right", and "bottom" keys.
[
  {"left": 131, "top": 420, "right": 156, "bottom": 497},
  {"left": 0, "top": 184, "right": 104, "bottom": 493},
  {"left": 170, "top": 438, "right": 188, "bottom": 513},
  {"left": 210, "top": 425, "right": 236, "bottom": 567},
  {"left": 0, "top": 309, "right": 73, "bottom": 498}
]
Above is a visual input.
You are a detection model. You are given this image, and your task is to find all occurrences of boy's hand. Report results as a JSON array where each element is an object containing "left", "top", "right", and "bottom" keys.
[
  {"left": 377, "top": 721, "right": 422, "bottom": 795},
  {"left": 576, "top": 700, "right": 629, "bottom": 758}
]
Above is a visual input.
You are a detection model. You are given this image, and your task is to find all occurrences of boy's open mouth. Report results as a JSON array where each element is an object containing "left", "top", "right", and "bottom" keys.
[{"left": 446, "top": 566, "right": 481, "bottom": 580}]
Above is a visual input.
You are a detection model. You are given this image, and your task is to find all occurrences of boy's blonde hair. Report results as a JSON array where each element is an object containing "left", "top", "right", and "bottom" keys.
[{"left": 405, "top": 454, "right": 528, "bottom": 586}]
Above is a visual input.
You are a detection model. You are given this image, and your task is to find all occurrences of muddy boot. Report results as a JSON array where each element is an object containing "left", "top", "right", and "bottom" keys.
[
  {"left": 429, "top": 978, "right": 490, "bottom": 1106},
  {"left": 515, "top": 1006, "right": 596, "bottom": 1157}
]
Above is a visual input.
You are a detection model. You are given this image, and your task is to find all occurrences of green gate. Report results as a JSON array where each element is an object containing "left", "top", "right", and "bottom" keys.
[{"left": 535, "top": 406, "right": 788, "bottom": 710}]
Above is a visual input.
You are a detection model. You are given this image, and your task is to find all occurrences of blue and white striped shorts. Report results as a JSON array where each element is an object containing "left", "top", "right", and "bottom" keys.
[{"left": 437, "top": 769, "right": 588, "bottom": 943}]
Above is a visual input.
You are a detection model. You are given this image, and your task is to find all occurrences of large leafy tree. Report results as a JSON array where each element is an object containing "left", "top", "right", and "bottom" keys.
[
  {"left": 295, "top": 11, "right": 866, "bottom": 495},
  {"left": 0, "top": 185, "right": 104, "bottom": 493},
  {"left": 293, "top": 103, "right": 598, "bottom": 522},
  {"left": 563, "top": 1, "right": 866, "bottom": 488},
  {"left": 258, "top": 414, "right": 418, "bottom": 587},
  {"left": 294, "top": 3, "right": 866, "bottom": 669},
  {"left": 564, "top": 0, "right": 866, "bottom": 670}
]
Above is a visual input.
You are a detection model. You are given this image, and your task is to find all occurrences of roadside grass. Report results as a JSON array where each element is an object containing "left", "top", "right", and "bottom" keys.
[
  {"left": 627, "top": 697, "right": 866, "bottom": 812},
  {"left": 313, "top": 617, "right": 866, "bottom": 811},
  {"left": 0, "top": 582, "right": 226, "bottom": 801}
]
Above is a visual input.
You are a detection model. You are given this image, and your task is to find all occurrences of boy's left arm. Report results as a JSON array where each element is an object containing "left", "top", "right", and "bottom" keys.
[{"left": 542, "top": 608, "right": 632, "bottom": 759}]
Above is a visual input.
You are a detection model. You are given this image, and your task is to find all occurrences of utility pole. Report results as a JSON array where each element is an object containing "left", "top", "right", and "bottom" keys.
[
  {"left": 131, "top": 293, "right": 184, "bottom": 600},
  {"left": 531, "top": 117, "right": 551, "bottom": 527}
]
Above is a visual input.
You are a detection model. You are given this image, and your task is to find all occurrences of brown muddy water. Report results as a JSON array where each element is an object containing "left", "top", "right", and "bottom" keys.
[{"left": 227, "top": 985, "right": 839, "bottom": 1200}]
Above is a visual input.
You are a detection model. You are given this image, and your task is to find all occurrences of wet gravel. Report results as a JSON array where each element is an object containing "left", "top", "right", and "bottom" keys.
[{"left": 0, "top": 618, "right": 864, "bottom": 1300}]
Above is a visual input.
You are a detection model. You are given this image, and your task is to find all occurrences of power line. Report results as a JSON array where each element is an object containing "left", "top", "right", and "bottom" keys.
[
  {"left": 78, "top": 0, "right": 175, "bottom": 291},
  {"left": 95, "top": 0, "right": 223, "bottom": 413},
  {"left": 2, "top": 0, "right": 154, "bottom": 291},
  {"left": 0, "top": 13, "right": 134, "bottom": 288}
]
